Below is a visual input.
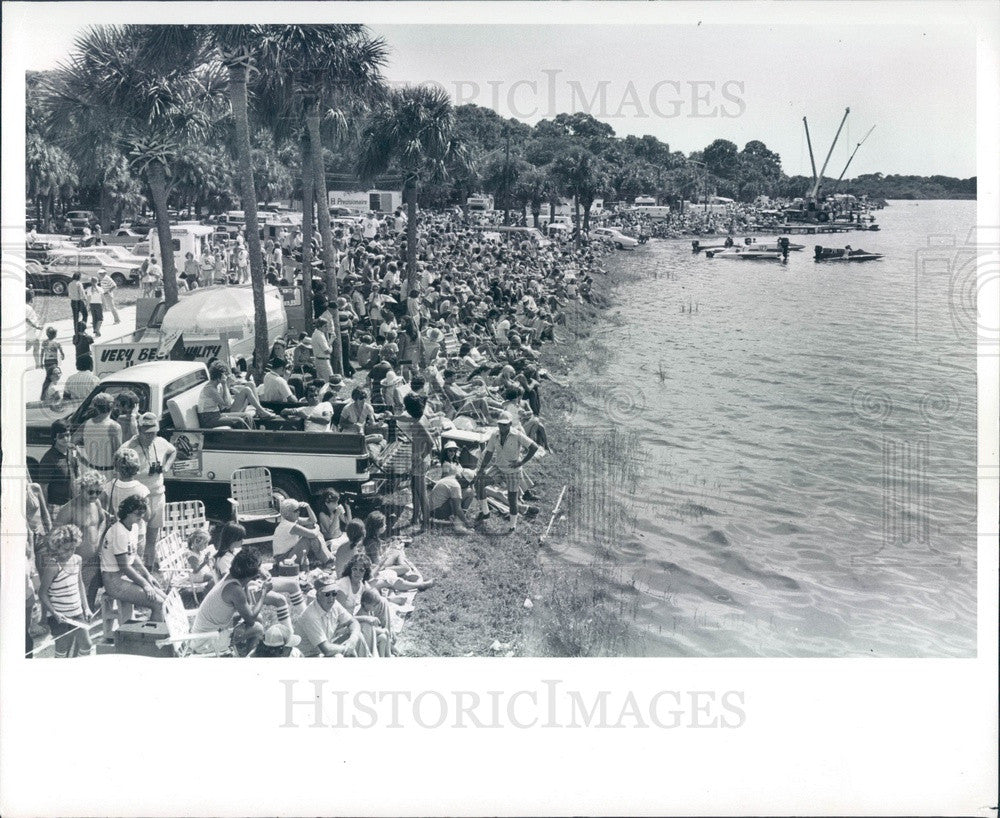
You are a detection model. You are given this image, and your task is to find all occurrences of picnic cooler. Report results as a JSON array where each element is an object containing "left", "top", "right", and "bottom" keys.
[{"left": 115, "top": 620, "right": 172, "bottom": 658}]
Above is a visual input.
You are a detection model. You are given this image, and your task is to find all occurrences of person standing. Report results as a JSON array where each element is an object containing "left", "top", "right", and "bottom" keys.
[
  {"left": 55, "top": 470, "right": 109, "bottom": 609},
  {"left": 68, "top": 272, "right": 88, "bottom": 328},
  {"left": 142, "top": 255, "right": 162, "bottom": 297},
  {"left": 97, "top": 268, "right": 121, "bottom": 324},
  {"left": 37, "top": 420, "right": 75, "bottom": 511},
  {"left": 311, "top": 318, "right": 334, "bottom": 382},
  {"left": 475, "top": 411, "right": 539, "bottom": 532},
  {"left": 87, "top": 277, "right": 104, "bottom": 337},
  {"left": 398, "top": 393, "right": 436, "bottom": 534},
  {"left": 73, "top": 392, "right": 121, "bottom": 476},
  {"left": 26, "top": 291, "right": 43, "bottom": 367},
  {"left": 63, "top": 355, "right": 100, "bottom": 400},
  {"left": 124, "top": 412, "right": 176, "bottom": 568},
  {"left": 182, "top": 251, "right": 201, "bottom": 290}
]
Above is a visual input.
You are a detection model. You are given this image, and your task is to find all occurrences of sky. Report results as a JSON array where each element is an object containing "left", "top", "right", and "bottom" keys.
[{"left": 13, "top": 17, "right": 978, "bottom": 178}]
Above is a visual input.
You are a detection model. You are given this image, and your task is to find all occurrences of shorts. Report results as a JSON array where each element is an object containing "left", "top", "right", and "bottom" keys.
[
  {"left": 485, "top": 464, "right": 521, "bottom": 493},
  {"left": 147, "top": 492, "right": 165, "bottom": 529},
  {"left": 48, "top": 615, "right": 83, "bottom": 638}
]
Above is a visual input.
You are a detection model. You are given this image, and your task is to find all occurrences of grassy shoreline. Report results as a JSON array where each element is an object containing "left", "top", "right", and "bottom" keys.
[{"left": 395, "top": 247, "right": 646, "bottom": 657}]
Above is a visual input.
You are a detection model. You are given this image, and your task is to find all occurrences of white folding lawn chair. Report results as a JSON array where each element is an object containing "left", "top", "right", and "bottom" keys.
[
  {"left": 228, "top": 466, "right": 281, "bottom": 547},
  {"left": 154, "top": 590, "right": 234, "bottom": 657}
]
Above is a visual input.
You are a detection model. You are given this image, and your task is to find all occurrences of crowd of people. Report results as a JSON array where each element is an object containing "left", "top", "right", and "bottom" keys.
[{"left": 26, "top": 205, "right": 622, "bottom": 658}]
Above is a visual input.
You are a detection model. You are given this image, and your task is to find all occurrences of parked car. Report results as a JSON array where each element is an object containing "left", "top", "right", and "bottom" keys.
[
  {"left": 589, "top": 227, "right": 640, "bottom": 249},
  {"left": 88, "top": 245, "right": 148, "bottom": 267},
  {"left": 26, "top": 238, "right": 75, "bottom": 264},
  {"left": 104, "top": 227, "right": 147, "bottom": 248},
  {"left": 61, "top": 210, "right": 99, "bottom": 235},
  {"left": 39, "top": 249, "right": 141, "bottom": 295}
]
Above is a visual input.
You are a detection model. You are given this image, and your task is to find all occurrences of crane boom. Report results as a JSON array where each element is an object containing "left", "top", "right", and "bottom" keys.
[
  {"left": 803, "top": 116, "right": 818, "bottom": 184},
  {"left": 835, "top": 125, "right": 876, "bottom": 185},
  {"left": 811, "top": 107, "right": 850, "bottom": 201}
]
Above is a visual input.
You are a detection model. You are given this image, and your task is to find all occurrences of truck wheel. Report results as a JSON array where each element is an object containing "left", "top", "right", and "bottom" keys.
[
  {"left": 111, "top": 273, "right": 127, "bottom": 287},
  {"left": 270, "top": 471, "right": 309, "bottom": 505},
  {"left": 50, "top": 278, "right": 69, "bottom": 296},
  {"left": 616, "top": 242, "right": 624, "bottom": 250}
]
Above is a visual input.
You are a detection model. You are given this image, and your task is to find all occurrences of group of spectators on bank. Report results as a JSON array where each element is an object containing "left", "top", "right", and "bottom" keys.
[{"left": 26, "top": 204, "right": 619, "bottom": 658}]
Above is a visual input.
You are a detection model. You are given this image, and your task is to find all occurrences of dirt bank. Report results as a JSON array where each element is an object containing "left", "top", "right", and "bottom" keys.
[{"left": 395, "top": 249, "right": 647, "bottom": 657}]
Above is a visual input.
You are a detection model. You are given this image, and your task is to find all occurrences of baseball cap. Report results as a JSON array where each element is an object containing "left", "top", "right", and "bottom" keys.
[
  {"left": 137, "top": 411, "right": 159, "bottom": 431},
  {"left": 314, "top": 574, "right": 340, "bottom": 594},
  {"left": 262, "top": 623, "right": 301, "bottom": 648},
  {"left": 496, "top": 411, "right": 513, "bottom": 425}
]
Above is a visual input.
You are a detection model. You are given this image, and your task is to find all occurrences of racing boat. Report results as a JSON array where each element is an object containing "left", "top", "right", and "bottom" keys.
[
  {"left": 691, "top": 239, "right": 733, "bottom": 253},
  {"left": 706, "top": 247, "right": 783, "bottom": 260},
  {"left": 814, "top": 245, "right": 884, "bottom": 262},
  {"left": 742, "top": 236, "right": 805, "bottom": 252}
]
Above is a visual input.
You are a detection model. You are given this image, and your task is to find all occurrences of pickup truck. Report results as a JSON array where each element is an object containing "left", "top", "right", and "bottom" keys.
[{"left": 25, "top": 361, "right": 384, "bottom": 509}]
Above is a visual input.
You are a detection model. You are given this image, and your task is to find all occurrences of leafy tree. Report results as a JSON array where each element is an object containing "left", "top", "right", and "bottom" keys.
[{"left": 45, "top": 25, "right": 225, "bottom": 306}]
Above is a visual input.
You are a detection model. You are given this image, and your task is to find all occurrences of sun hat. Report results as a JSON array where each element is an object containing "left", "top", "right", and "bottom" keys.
[
  {"left": 496, "top": 411, "right": 513, "bottom": 425},
  {"left": 262, "top": 623, "right": 301, "bottom": 648},
  {"left": 443, "top": 440, "right": 460, "bottom": 451},
  {"left": 137, "top": 411, "right": 159, "bottom": 431}
]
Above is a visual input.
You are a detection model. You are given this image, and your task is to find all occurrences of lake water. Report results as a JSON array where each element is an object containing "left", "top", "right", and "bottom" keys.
[{"left": 548, "top": 200, "right": 979, "bottom": 657}]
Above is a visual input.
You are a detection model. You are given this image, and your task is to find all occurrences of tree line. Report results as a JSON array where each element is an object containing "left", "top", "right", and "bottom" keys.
[{"left": 26, "top": 25, "right": 976, "bottom": 373}]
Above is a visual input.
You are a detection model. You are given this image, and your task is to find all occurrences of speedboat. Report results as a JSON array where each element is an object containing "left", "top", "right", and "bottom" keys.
[
  {"left": 691, "top": 239, "right": 732, "bottom": 253},
  {"left": 742, "top": 236, "right": 805, "bottom": 252},
  {"left": 706, "top": 247, "right": 783, "bottom": 260},
  {"left": 814, "top": 245, "right": 883, "bottom": 262}
]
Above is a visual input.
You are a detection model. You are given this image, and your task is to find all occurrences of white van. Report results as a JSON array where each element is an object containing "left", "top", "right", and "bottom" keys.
[{"left": 148, "top": 224, "right": 216, "bottom": 270}]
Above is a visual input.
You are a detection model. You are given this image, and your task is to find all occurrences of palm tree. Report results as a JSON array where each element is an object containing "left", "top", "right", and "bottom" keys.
[
  {"left": 263, "top": 25, "right": 388, "bottom": 375},
  {"left": 26, "top": 133, "right": 78, "bottom": 226},
  {"left": 552, "top": 147, "right": 598, "bottom": 244},
  {"left": 358, "top": 85, "right": 465, "bottom": 292},
  {"left": 45, "top": 25, "right": 224, "bottom": 307},
  {"left": 514, "top": 166, "right": 554, "bottom": 228},
  {"left": 211, "top": 24, "right": 271, "bottom": 377}
]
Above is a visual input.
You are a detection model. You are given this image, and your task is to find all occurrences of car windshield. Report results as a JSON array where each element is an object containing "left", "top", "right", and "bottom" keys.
[{"left": 76, "top": 382, "right": 151, "bottom": 420}]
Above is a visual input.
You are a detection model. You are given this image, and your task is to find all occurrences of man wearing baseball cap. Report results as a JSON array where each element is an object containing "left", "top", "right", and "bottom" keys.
[
  {"left": 124, "top": 411, "right": 176, "bottom": 568},
  {"left": 476, "top": 411, "right": 538, "bottom": 532},
  {"left": 295, "top": 574, "right": 366, "bottom": 657}
]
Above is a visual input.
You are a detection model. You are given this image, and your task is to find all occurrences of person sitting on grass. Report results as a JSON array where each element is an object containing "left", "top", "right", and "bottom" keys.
[
  {"left": 294, "top": 573, "right": 367, "bottom": 658},
  {"left": 272, "top": 498, "right": 326, "bottom": 573},
  {"left": 361, "top": 511, "right": 435, "bottom": 595},
  {"left": 39, "top": 524, "right": 94, "bottom": 658},
  {"left": 334, "top": 519, "right": 366, "bottom": 576},
  {"left": 191, "top": 548, "right": 293, "bottom": 655},
  {"left": 355, "top": 588, "right": 393, "bottom": 657},
  {"left": 315, "top": 488, "right": 352, "bottom": 542}
]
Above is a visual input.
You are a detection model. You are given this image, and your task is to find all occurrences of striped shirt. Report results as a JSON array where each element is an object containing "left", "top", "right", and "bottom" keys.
[{"left": 44, "top": 555, "right": 84, "bottom": 618}]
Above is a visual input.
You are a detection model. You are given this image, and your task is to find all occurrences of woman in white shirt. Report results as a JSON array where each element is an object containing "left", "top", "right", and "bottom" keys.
[{"left": 99, "top": 494, "right": 165, "bottom": 622}]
